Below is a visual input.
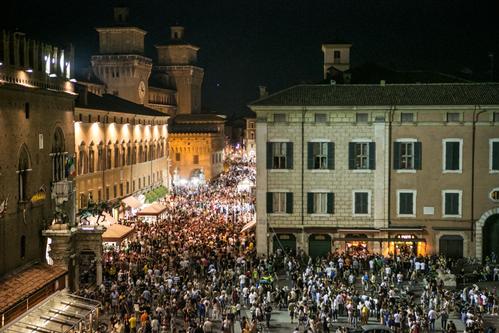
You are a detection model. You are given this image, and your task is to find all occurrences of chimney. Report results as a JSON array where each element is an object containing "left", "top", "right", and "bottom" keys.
[
  {"left": 113, "top": 7, "right": 129, "bottom": 23},
  {"left": 170, "top": 26, "right": 184, "bottom": 40},
  {"left": 259, "top": 86, "right": 268, "bottom": 98}
]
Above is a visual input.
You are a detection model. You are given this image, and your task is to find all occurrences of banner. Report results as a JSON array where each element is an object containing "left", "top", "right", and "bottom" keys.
[{"left": 31, "top": 186, "right": 47, "bottom": 204}]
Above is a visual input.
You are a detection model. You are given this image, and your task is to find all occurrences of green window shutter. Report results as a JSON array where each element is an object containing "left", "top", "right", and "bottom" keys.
[
  {"left": 393, "top": 142, "right": 401, "bottom": 170},
  {"left": 266, "top": 192, "right": 273, "bottom": 213},
  {"left": 327, "top": 192, "right": 334, "bottom": 214},
  {"left": 354, "top": 192, "right": 361, "bottom": 213},
  {"left": 348, "top": 142, "right": 355, "bottom": 169},
  {"left": 286, "top": 142, "right": 293, "bottom": 169},
  {"left": 492, "top": 142, "right": 499, "bottom": 170},
  {"left": 307, "top": 142, "right": 314, "bottom": 169},
  {"left": 286, "top": 192, "right": 293, "bottom": 213},
  {"left": 327, "top": 142, "right": 335, "bottom": 169},
  {"left": 266, "top": 142, "right": 273, "bottom": 169},
  {"left": 369, "top": 142, "right": 376, "bottom": 170},
  {"left": 307, "top": 192, "right": 314, "bottom": 214},
  {"left": 452, "top": 142, "right": 460, "bottom": 170},
  {"left": 414, "top": 142, "right": 422, "bottom": 170}
]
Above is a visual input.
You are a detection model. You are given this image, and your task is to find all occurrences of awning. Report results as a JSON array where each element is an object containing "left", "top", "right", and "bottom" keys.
[
  {"left": 102, "top": 224, "right": 135, "bottom": 243},
  {"left": 241, "top": 219, "right": 256, "bottom": 233},
  {"left": 84, "top": 212, "right": 117, "bottom": 226},
  {"left": 1, "top": 290, "right": 101, "bottom": 333},
  {"left": 122, "top": 196, "right": 142, "bottom": 209},
  {"left": 137, "top": 203, "right": 168, "bottom": 217}
]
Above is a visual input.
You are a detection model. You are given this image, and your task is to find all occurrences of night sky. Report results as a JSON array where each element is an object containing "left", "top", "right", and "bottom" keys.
[{"left": 2, "top": 0, "right": 498, "bottom": 118}]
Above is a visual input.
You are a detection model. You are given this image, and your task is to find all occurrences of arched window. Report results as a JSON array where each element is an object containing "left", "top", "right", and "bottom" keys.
[
  {"left": 78, "top": 143, "right": 87, "bottom": 175},
  {"left": 18, "top": 145, "right": 31, "bottom": 202},
  {"left": 106, "top": 142, "right": 112, "bottom": 170},
  {"left": 121, "top": 141, "right": 126, "bottom": 166},
  {"left": 138, "top": 142, "right": 143, "bottom": 163},
  {"left": 88, "top": 143, "right": 95, "bottom": 173},
  {"left": 51, "top": 127, "right": 66, "bottom": 182},
  {"left": 144, "top": 142, "right": 149, "bottom": 162},
  {"left": 132, "top": 141, "right": 137, "bottom": 164},
  {"left": 97, "top": 142, "right": 104, "bottom": 171},
  {"left": 114, "top": 141, "right": 120, "bottom": 168},
  {"left": 126, "top": 141, "right": 131, "bottom": 165}
]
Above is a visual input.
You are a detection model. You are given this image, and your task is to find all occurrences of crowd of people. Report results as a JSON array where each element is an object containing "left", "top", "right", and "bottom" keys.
[{"left": 75, "top": 148, "right": 498, "bottom": 333}]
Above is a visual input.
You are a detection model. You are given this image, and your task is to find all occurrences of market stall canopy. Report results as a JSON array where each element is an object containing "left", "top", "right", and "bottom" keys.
[
  {"left": 84, "top": 212, "right": 117, "bottom": 226},
  {"left": 122, "top": 195, "right": 142, "bottom": 209},
  {"left": 241, "top": 219, "right": 256, "bottom": 232},
  {"left": 102, "top": 223, "right": 135, "bottom": 243},
  {"left": 137, "top": 203, "right": 168, "bottom": 216}
]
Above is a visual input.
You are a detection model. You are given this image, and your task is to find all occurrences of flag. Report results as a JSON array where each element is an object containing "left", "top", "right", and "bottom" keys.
[{"left": 66, "top": 155, "right": 76, "bottom": 177}]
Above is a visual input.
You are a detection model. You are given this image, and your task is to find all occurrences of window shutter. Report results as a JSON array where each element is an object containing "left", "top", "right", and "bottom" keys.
[
  {"left": 307, "top": 142, "right": 314, "bottom": 169},
  {"left": 348, "top": 142, "right": 355, "bottom": 169},
  {"left": 393, "top": 142, "right": 401, "bottom": 170},
  {"left": 369, "top": 142, "right": 376, "bottom": 169},
  {"left": 414, "top": 142, "right": 422, "bottom": 170},
  {"left": 266, "top": 192, "right": 273, "bottom": 213},
  {"left": 327, "top": 192, "right": 334, "bottom": 214},
  {"left": 307, "top": 193, "right": 314, "bottom": 214},
  {"left": 492, "top": 142, "right": 499, "bottom": 170},
  {"left": 286, "top": 142, "right": 293, "bottom": 169},
  {"left": 452, "top": 142, "right": 460, "bottom": 170},
  {"left": 328, "top": 142, "right": 335, "bottom": 169},
  {"left": 354, "top": 193, "right": 360, "bottom": 214},
  {"left": 286, "top": 192, "right": 293, "bottom": 214},
  {"left": 445, "top": 142, "right": 452, "bottom": 170},
  {"left": 266, "top": 142, "right": 273, "bottom": 169}
]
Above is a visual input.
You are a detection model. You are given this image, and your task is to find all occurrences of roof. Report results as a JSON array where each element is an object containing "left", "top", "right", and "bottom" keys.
[
  {"left": 137, "top": 203, "right": 168, "bottom": 216},
  {"left": 76, "top": 91, "right": 168, "bottom": 117},
  {"left": 169, "top": 125, "right": 221, "bottom": 134},
  {"left": 174, "top": 114, "right": 226, "bottom": 123},
  {"left": 155, "top": 40, "right": 199, "bottom": 48},
  {"left": 0, "top": 264, "right": 67, "bottom": 313},
  {"left": 102, "top": 224, "right": 135, "bottom": 243},
  {"left": 249, "top": 83, "right": 499, "bottom": 107}
]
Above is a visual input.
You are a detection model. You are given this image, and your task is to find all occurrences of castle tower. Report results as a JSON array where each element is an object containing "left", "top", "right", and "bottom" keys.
[
  {"left": 91, "top": 7, "right": 152, "bottom": 104},
  {"left": 154, "top": 26, "right": 204, "bottom": 114},
  {"left": 322, "top": 42, "right": 352, "bottom": 80}
]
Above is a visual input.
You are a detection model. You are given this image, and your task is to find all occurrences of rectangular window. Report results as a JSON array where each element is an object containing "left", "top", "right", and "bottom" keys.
[
  {"left": 398, "top": 190, "right": 416, "bottom": 216},
  {"left": 175, "top": 153, "right": 180, "bottom": 162},
  {"left": 315, "top": 113, "right": 327, "bottom": 123},
  {"left": 307, "top": 192, "right": 334, "bottom": 214},
  {"left": 274, "top": 113, "right": 286, "bottom": 122},
  {"left": 193, "top": 155, "right": 199, "bottom": 164},
  {"left": 442, "top": 190, "right": 462, "bottom": 217},
  {"left": 24, "top": 102, "right": 30, "bottom": 119},
  {"left": 113, "top": 184, "right": 117, "bottom": 198},
  {"left": 98, "top": 189, "right": 102, "bottom": 202},
  {"left": 356, "top": 113, "right": 368, "bottom": 123},
  {"left": 353, "top": 191, "right": 370, "bottom": 215},
  {"left": 267, "top": 142, "right": 293, "bottom": 169},
  {"left": 138, "top": 178, "right": 141, "bottom": 189},
  {"left": 126, "top": 181, "right": 130, "bottom": 194},
  {"left": 349, "top": 142, "right": 375, "bottom": 170},
  {"left": 394, "top": 140, "right": 422, "bottom": 170},
  {"left": 493, "top": 112, "right": 499, "bottom": 122},
  {"left": 400, "top": 112, "right": 414, "bottom": 123},
  {"left": 443, "top": 139, "right": 462, "bottom": 172},
  {"left": 333, "top": 50, "right": 341, "bottom": 63},
  {"left": 446, "top": 112, "right": 460, "bottom": 122},
  {"left": 106, "top": 187, "right": 110, "bottom": 201},
  {"left": 490, "top": 139, "right": 499, "bottom": 172},
  {"left": 79, "top": 193, "right": 86, "bottom": 209},
  {"left": 267, "top": 192, "right": 292, "bottom": 214},
  {"left": 132, "top": 180, "right": 136, "bottom": 192},
  {"left": 310, "top": 142, "right": 328, "bottom": 169}
]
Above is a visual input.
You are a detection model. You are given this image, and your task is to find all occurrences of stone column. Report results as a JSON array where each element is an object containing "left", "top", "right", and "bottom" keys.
[
  {"left": 42, "top": 225, "right": 73, "bottom": 269},
  {"left": 96, "top": 257, "right": 103, "bottom": 286},
  {"left": 373, "top": 118, "right": 389, "bottom": 229}
]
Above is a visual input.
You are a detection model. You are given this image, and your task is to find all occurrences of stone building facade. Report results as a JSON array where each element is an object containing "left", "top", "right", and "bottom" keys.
[
  {"left": 0, "top": 31, "right": 76, "bottom": 275},
  {"left": 249, "top": 83, "right": 499, "bottom": 260},
  {"left": 73, "top": 87, "right": 169, "bottom": 210}
]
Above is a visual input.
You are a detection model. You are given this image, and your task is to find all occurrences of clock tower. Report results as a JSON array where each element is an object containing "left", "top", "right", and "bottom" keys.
[{"left": 91, "top": 7, "right": 152, "bottom": 104}]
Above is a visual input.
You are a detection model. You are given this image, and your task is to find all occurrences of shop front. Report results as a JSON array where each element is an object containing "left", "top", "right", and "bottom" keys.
[
  {"left": 387, "top": 234, "right": 426, "bottom": 257},
  {"left": 272, "top": 234, "right": 296, "bottom": 255},
  {"left": 344, "top": 234, "right": 369, "bottom": 254},
  {"left": 308, "top": 234, "right": 332, "bottom": 259}
]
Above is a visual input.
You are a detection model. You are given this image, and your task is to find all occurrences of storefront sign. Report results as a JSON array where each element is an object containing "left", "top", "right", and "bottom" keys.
[{"left": 31, "top": 186, "right": 47, "bottom": 203}]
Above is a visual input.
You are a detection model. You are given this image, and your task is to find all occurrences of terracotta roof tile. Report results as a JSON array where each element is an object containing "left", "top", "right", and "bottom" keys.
[{"left": 0, "top": 264, "right": 67, "bottom": 313}]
